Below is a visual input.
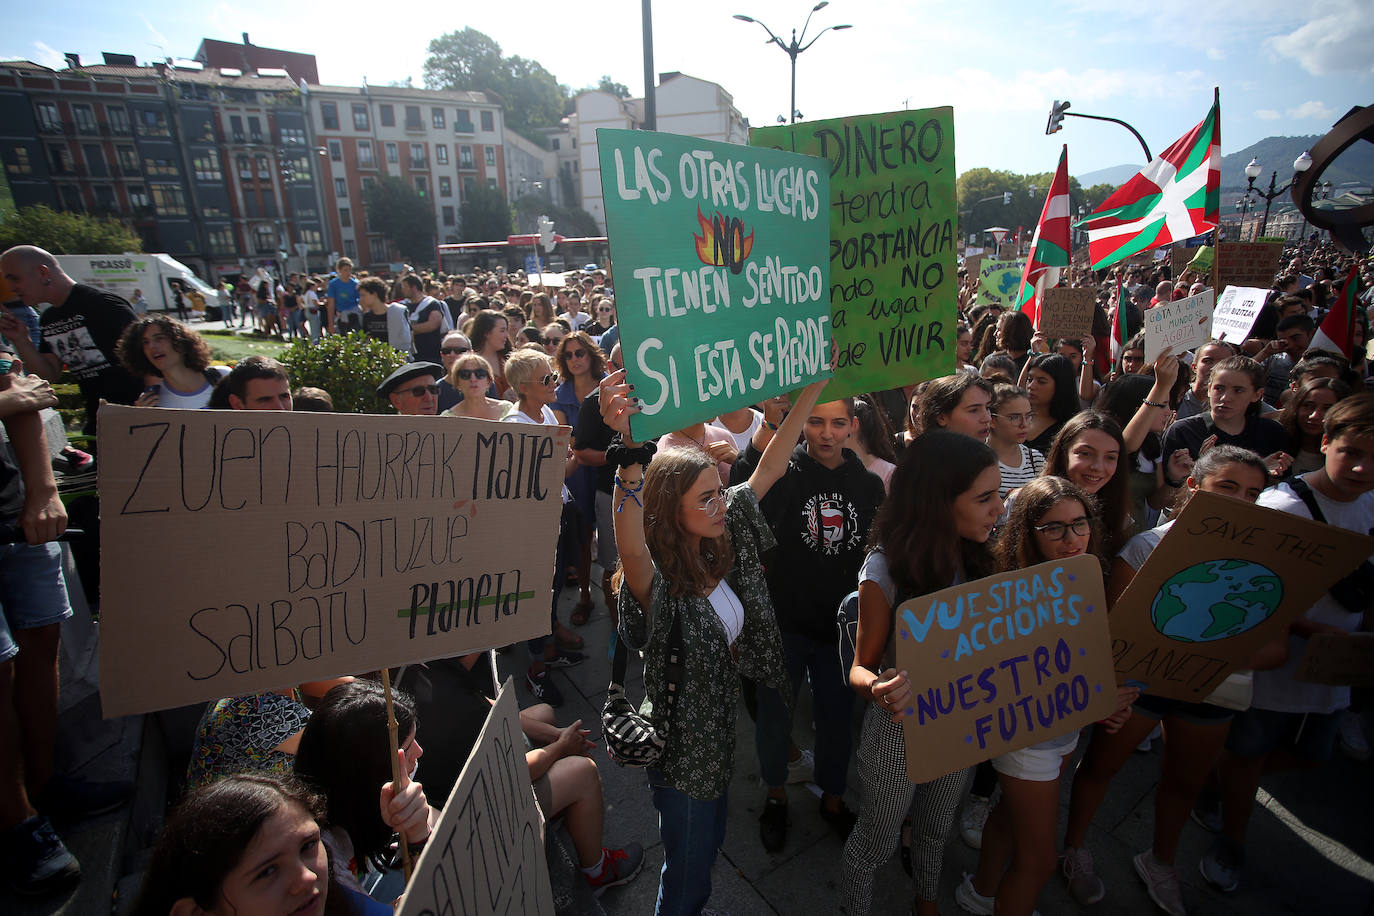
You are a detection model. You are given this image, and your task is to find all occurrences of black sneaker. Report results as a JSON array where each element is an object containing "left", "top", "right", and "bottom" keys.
[
  {"left": 759, "top": 797, "right": 789, "bottom": 852},
  {"left": 3, "top": 815, "right": 80, "bottom": 897},
  {"left": 545, "top": 648, "right": 586, "bottom": 669},
  {"left": 526, "top": 670, "right": 564, "bottom": 706},
  {"left": 818, "top": 799, "right": 858, "bottom": 839}
]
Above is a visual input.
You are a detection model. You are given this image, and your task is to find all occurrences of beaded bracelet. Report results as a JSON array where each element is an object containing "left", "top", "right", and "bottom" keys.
[
  {"left": 606, "top": 435, "right": 657, "bottom": 468},
  {"left": 1143, "top": 399, "right": 1168, "bottom": 409}
]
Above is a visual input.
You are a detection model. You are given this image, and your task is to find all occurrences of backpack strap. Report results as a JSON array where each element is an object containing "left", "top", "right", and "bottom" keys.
[
  {"left": 1286, "top": 476, "right": 1326, "bottom": 524},
  {"left": 609, "top": 607, "right": 685, "bottom": 727}
]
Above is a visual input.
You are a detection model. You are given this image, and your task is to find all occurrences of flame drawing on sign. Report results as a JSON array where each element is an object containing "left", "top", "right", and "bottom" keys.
[{"left": 693, "top": 208, "right": 755, "bottom": 274}]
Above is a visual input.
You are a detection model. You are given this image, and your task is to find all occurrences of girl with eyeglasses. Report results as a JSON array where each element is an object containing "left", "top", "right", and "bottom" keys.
[
  {"left": 551, "top": 332, "right": 609, "bottom": 626},
  {"left": 442, "top": 352, "right": 511, "bottom": 421},
  {"left": 957, "top": 476, "right": 1135, "bottom": 916},
  {"left": 598, "top": 367, "right": 829, "bottom": 916},
  {"left": 989, "top": 383, "right": 1045, "bottom": 499},
  {"left": 1060, "top": 446, "right": 1280, "bottom": 915}
]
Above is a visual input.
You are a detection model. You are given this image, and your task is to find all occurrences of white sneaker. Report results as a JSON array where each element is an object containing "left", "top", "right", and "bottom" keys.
[
  {"left": 954, "top": 874, "right": 994, "bottom": 915},
  {"left": 1061, "top": 846, "right": 1105, "bottom": 905},
  {"left": 959, "top": 795, "right": 992, "bottom": 849},
  {"left": 1133, "top": 850, "right": 1187, "bottom": 916},
  {"left": 786, "top": 748, "right": 815, "bottom": 784},
  {"left": 1339, "top": 711, "right": 1372, "bottom": 762}
]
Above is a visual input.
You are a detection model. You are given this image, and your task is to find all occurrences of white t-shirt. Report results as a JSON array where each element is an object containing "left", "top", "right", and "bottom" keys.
[
  {"left": 157, "top": 366, "right": 230, "bottom": 409},
  {"left": 560, "top": 311, "right": 591, "bottom": 331},
  {"left": 503, "top": 404, "right": 558, "bottom": 425},
  {"left": 707, "top": 579, "right": 744, "bottom": 644},
  {"left": 304, "top": 289, "right": 320, "bottom": 313},
  {"left": 1252, "top": 480, "right": 1374, "bottom": 714},
  {"left": 711, "top": 409, "right": 763, "bottom": 454}
]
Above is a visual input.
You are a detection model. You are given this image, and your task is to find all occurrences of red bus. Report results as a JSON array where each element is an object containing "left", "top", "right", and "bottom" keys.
[{"left": 437, "top": 235, "right": 609, "bottom": 275}]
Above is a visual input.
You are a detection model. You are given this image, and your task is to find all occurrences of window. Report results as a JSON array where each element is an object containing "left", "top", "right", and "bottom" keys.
[
  {"left": 343, "top": 239, "right": 356, "bottom": 259},
  {"left": 357, "top": 140, "right": 375, "bottom": 167},
  {"left": 459, "top": 145, "right": 473, "bottom": 169},
  {"left": 279, "top": 126, "right": 305, "bottom": 145},
  {"left": 414, "top": 176, "right": 427, "bottom": 197},
  {"left": 192, "top": 150, "right": 221, "bottom": 181},
  {"left": 92, "top": 185, "right": 116, "bottom": 212},
  {"left": 439, "top": 176, "right": 452, "bottom": 197},
  {"left": 551, "top": 138, "right": 560, "bottom": 151},
  {"left": 463, "top": 177, "right": 476, "bottom": 197},
  {"left": 208, "top": 227, "right": 235, "bottom": 254},
  {"left": 143, "top": 156, "right": 178, "bottom": 177},
  {"left": 128, "top": 185, "right": 151, "bottom": 211},
  {"left": 435, "top": 144, "right": 449, "bottom": 165},
  {"left": 487, "top": 178, "right": 498, "bottom": 190},
  {"left": 5, "top": 147, "right": 33, "bottom": 175},
  {"left": 480, "top": 110, "right": 494, "bottom": 131},
  {"left": 72, "top": 104, "right": 97, "bottom": 134},
  {"left": 404, "top": 106, "right": 421, "bottom": 129},
  {"left": 117, "top": 146, "right": 138, "bottom": 173},
  {"left": 385, "top": 142, "right": 398, "bottom": 164},
  {"left": 237, "top": 155, "right": 252, "bottom": 179},
  {"left": 334, "top": 177, "right": 347, "bottom": 198},
  {"left": 572, "top": 137, "right": 577, "bottom": 148},
  {"left": 298, "top": 228, "right": 323, "bottom": 250},
  {"left": 34, "top": 102, "right": 60, "bottom": 132},
  {"left": 321, "top": 102, "right": 339, "bottom": 130},
  {"left": 328, "top": 139, "right": 342, "bottom": 161},
  {"left": 485, "top": 146, "right": 495, "bottom": 166},
  {"left": 379, "top": 104, "right": 394, "bottom": 127},
  {"left": 432, "top": 107, "right": 446, "bottom": 129},
  {"left": 284, "top": 156, "right": 310, "bottom": 182},
  {"left": 138, "top": 109, "right": 169, "bottom": 137},
  {"left": 82, "top": 144, "right": 107, "bottom": 176},
  {"left": 60, "top": 185, "right": 85, "bottom": 212},
  {"left": 410, "top": 143, "right": 426, "bottom": 168},
  {"left": 201, "top": 204, "right": 228, "bottom": 218},
  {"left": 352, "top": 103, "right": 369, "bottom": 130},
  {"left": 248, "top": 117, "right": 263, "bottom": 143},
  {"left": 441, "top": 205, "right": 455, "bottom": 226},
  {"left": 253, "top": 225, "right": 277, "bottom": 253},
  {"left": 151, "top": 185, "right": 187, "bottom": 216},
  {"left": 255, "top": 154, "right": 270, "bottom": 180},
  {"left": 107, "top": 106, "right": 130, "bottom": 134},
  {"left": 229, "top": 115, "right": 245, "bottom": 142},
  {"left": 361, "top": 176, "right": 375, "bottom": 193},
  {"left": 47, "top": 144, "right": 71, "bottom": 173},
  {"left": 454, "top": 109, "right": 473, "bottom": 132},
  {"left": 339, "top": 207, "right": 351, "bottom": 228}
]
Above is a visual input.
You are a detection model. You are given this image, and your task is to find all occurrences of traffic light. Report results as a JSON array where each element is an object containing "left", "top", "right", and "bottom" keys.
[
  {"left": 1046, "top": 100, "right": 1071, "bottom": 135},
  {"left": 1003, "top": 192, "right": 1013, "bottom": 206}
]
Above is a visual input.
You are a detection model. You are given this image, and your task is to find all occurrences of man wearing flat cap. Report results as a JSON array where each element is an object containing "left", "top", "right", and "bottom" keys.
[{"left": 377, "top": 361, "right": 443, "bottom": 416}]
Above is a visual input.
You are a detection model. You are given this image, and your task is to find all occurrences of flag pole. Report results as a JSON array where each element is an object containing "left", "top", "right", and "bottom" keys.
[
  {"left": 381, "top": 666, "right": 414, "bottom": 882},
  {"left": 1209, "top": 87, "right": 1221, "bottom": 298}
]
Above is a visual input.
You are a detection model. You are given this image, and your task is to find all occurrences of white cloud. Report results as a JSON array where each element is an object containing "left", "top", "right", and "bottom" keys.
[
  {"left": 1206, "top": 47, "right": 1226, "bottom": 60},
  {"left": 1256, "top": 109, "right": 1281, "bottom": 120},
  {"left": 31, "top": 41, "right": 65, "bottom": 69},
  {"left": 1267, "top": 0, "right": 1374, "bottom": 75},
  {"left": 1287, "top": 100, "right": 1336, "bottom": 119},
  {"left": 138, "top": 14, "right": 170, "bottom": 56}
]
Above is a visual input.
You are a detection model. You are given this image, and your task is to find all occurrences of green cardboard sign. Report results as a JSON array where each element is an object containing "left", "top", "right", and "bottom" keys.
[
  {"left": 977, "top": 259, "right": 1024, "bottom": 310},
  {"left": 751, "top": 108, "right": 958, "bottom": 400},
  {"left": 597, "top": 129, "right": 832, "bottom": 441}
]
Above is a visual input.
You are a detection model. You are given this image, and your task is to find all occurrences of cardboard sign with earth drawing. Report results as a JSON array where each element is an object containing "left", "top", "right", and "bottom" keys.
[
  {"left": 893, "top": 555, "right": 1116, "bottom": 783},
  {"left": 1110, "top": 491, "right": 1374, "bottom": 702}
]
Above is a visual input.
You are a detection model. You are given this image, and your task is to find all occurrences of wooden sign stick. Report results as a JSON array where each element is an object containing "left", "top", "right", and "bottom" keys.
[{"left": 382, "top": 666, "right": 413, "bottom": 882}]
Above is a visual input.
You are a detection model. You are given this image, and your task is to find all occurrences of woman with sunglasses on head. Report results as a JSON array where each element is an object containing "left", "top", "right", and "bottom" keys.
[
  {"left": 958, "top": 476, "right": 1136, "bottom": 916},
  {"left": 442, "top": 352, "right": 510, "bottom": 421},
  {"left": 1060, "top": 446, "right": 1281, "bottom": 916},
  {"left": 553, "top": 332, "right": 609, "bottom": 626},
  {"left": 598, "top": 366, "right": 829, "bottom": 916}
]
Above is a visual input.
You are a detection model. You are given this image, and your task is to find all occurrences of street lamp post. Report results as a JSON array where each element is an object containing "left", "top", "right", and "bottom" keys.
[
  {"left": 733, "top": 3, "right": 852, "bottom": 124},
  {"left": 1234, "top": 197, "right": 1256, "bottom": 241},
  {"left": 1244, "top": 151, "right": 1312, "bottom": 237}
]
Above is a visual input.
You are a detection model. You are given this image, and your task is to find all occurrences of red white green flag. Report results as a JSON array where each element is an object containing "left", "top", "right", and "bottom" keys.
[
  {"left": 1111, "top": 276, "right": 1130, "bottom": 367},
  {"left": 1312, "top": 264, "right": 1362, "bottom": 359},
  {"left": 1017, "top": 145, "right": 1072, "bottom": 326},
  {"left": 1077, "top": 93, "right": 1221, "bottom": 270}
]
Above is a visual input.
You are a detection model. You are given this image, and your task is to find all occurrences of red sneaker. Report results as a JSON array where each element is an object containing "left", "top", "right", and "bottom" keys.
[{"left": 585, "top": 844, "right": 644, "bottom": 897}]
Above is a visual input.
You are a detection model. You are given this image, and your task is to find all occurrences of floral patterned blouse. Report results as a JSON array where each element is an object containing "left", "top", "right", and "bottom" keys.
[{"left": 619, "top": 483, "right": 789, "bottom": 800}]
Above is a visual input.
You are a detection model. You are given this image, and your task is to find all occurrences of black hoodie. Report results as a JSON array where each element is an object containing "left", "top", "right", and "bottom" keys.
[{"left": 749, "top": 442, "right": 885, "bottom": 644}]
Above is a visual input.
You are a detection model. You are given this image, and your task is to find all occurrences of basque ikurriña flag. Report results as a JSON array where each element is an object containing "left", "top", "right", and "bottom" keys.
[
  {"left": 1312, "top": 264, "right": 1363, "bottom": 360},
  {"left": 1017, "top": 145, "right": 1072, "bottom": 327},
  {"left": 1078, "top": 93, "right": 1221, "bottom": 270}
]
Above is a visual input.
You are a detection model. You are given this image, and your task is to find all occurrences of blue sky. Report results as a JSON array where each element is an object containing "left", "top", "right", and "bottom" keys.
[{"left": 6, "top": 0, "right": 1370, "bottom": 179}]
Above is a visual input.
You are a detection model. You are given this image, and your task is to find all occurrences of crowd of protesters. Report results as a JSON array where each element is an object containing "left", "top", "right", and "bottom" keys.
[{"left": 0, "top": 235, "right": 1371, "bottom": 916}]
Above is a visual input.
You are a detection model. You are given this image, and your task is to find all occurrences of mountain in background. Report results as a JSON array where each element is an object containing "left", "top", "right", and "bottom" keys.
[{"left": 1075, "top": 135, "right": 1374, "bottom": 192}]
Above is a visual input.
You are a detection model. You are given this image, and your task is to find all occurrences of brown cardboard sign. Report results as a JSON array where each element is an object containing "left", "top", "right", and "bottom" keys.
[
  {"left": 1295, "top": 633, "right": 1374, "bottom": 687},
  {"left": 1216, "top": 241, "right": 1284, "bottom": 292},
  {"left": 398, "top": 681, "right": 555, "bottom": 916},
  {"left": 1170, "top": 248, "right": 1192, "bottom": 279},
  {"left": 962, "top": 254, "right": 983, "bottom": 278},
  {"left": 96, "top": 406, "right": 565, "bottom": 717},
  {"left": 894, "top": 555, "right": 1116, "bottom": 783},
  {"left": 1037, "top": 287, "right": 1097, "bottom": 339},
  {"left": 1111, "top": 491, "right": 1374, "bottom": 702}
]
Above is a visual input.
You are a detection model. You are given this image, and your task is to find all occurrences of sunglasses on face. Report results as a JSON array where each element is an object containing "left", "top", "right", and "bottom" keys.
[
  {"left": 400, "top": 384, "right": 440, "bottom": 397},
  {"left": 456, "top": 368, "right": 489, "bottom": 381},
  {"left": 539, "top": 373, "right": 560, "bottom": 386},
  {"left": 441, "top": 346, "right": 470, "bottom": 355},
  {"left": 567, "top": 349, "right": 588, "bottom": 359}
]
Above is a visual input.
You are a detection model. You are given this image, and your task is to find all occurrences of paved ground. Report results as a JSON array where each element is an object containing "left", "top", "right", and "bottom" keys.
[{"left": 6, "top": 550, "right": 1373, "bottom": 916}]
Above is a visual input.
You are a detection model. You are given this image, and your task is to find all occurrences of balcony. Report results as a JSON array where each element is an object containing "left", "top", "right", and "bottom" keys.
[
  {"left": 409, "top": 158, "right": 428, "bottom": 170},
  {"left": 232, "top": 132, "right": 246, "bottom": 144},
  {"left": 404, "top": 119, "right": 424, "bottom": 133},
  {"left": 453, "top": 121, "right": 475, "bottom": 135},
  {"left": 249, "top": 133, "right": 265, "bottom": 145},
  {"left": 36, "top": 121, "right": 63, "bottom": 135}
]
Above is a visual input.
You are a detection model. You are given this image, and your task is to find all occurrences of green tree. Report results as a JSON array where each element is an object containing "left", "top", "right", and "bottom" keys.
[
  {"left": 596, "top": 75, "right": 631, "bottom": 99},
  {"left": 459, "top": 183, "right": 513, "bottom": 242},
  {"left": 0, "top": 205, "right": 142, "bottom": 254},
  {"left": 513, "top": 192, "right": 599, "bottom": 237},
  {"left": 362, "top": 177, "right": 435, "bottom": 264},
  {"left": 955, "top": 170, "right": 1119, "bottom": 247},
  {"left": 423, "top": 28, "right": 568, "bottom": 135},
  {"left": 280, "top": 331, "right": 411, "bottom": 414}
]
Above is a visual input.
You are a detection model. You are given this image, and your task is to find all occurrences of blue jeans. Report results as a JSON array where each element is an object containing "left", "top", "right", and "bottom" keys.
[
  {"left": 649, "top": 772, "right": 727, "bottom": 916},
  {"left": 755, "top": 630, "right": 854, "bottom": 796}
]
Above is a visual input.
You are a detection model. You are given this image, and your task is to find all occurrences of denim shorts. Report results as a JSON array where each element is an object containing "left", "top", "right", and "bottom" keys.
[
  {"left": 0, "top": 542, "right": 72, "bottom": 662},
  {"left": 1225, "top": 707, "right": 1340, "bottom": 761}
]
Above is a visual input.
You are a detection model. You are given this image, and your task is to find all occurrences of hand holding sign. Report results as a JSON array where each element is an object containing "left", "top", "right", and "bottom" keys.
[
  {"left": 381, "top": 748, "right": 432, "bottom": 847},
  {"left": 874, "top": 668, "right": 913, "bottom": 722},
  {"left": 598, "top": 368, "right": 639, "bottom": 441}
]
